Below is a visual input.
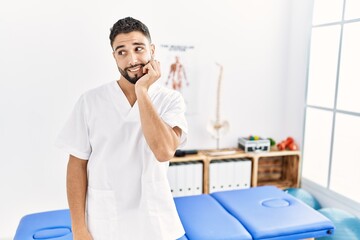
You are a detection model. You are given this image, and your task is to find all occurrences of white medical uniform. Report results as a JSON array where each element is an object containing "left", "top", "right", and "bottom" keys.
[{"left": 56, "top": 81, "right": 188, "bottom": 240}]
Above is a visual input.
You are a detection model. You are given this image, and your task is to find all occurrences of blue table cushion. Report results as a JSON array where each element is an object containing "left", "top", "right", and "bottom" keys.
[
  {"left": 14, "top": 209, "right": 72, "bottom": 240},
  {"left": 211, "top": 186, "right": 334, "bottom": 240},
  {"left": 174, "top": 194, "right": 252, "bottom": 240}
]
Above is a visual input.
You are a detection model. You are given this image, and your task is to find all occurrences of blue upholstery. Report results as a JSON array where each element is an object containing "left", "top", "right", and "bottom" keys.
[
  {"left": 285, "top": 188, "right": 322, "bottom": 210},
  {"left": 15, "top": 187, "right": 335, "bottom": 240},
  {"left": 316, "top": 208, "right": 360, "bottom": 240},
  {"left": 211, "top": 186, "right": 334, "bottom": 240},
  {"left": 174, "top": 194, "right": 252, "bottom": 240},
  {"left": 14, "top": 209, "right": 72, "bottom": 240},
  {"left": 14, "top": 208, "right": 188, "bottom": 240}
]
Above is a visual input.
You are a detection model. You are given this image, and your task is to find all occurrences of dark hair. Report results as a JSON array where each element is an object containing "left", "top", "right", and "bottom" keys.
[{"left": 109, "top": 17, "right": 152, "bottom": 47}]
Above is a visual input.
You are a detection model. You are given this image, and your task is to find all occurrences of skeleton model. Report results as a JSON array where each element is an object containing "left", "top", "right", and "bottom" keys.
[{"left": 207, "top": 63, "right": 229, "bottom": 149}]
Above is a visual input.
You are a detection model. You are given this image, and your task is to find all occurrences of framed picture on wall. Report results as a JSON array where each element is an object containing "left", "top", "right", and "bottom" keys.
[{"left": 158, "top": 44, "right": 198, "bottom": 115}]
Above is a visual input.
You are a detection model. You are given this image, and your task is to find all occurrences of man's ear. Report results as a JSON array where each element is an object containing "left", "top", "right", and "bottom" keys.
[{"left": 150, "top": 44, "right": 155, "bottom": 58}]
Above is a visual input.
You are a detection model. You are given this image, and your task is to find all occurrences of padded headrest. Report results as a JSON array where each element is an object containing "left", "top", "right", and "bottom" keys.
[{"left": 33, "top": 227, "right": 71, "bottom": 239}]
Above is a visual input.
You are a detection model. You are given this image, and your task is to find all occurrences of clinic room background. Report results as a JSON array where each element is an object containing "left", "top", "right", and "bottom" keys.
[{"left": 0, "top": 0, "right": 313, "bottom": 238}]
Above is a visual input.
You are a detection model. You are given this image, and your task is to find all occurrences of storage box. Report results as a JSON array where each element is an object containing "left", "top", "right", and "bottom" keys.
[{"left": 238, "top": 137, "right": 270, "bottom": 153}]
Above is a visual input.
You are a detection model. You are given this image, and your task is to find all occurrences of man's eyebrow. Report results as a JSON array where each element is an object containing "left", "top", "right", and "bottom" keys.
[
  {"left": 114, "top": 45, "right": 125, "bottom": 51},
  {"left": 114, "top": 42, "right": 146, "bottom": 52}
]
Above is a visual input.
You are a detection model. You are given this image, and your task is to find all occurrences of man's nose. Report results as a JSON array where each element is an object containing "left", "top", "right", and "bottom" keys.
[{"left": 127, "top": 52, "right": 138, "bottom": 66}]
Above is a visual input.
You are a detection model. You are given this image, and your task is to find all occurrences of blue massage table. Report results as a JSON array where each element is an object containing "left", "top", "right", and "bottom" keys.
[
  {"left": 14, "top": 186, "right": 334, "bottom": 240},
  {"left": 14, "top": 209, "right": 72, "bottom": 240}
]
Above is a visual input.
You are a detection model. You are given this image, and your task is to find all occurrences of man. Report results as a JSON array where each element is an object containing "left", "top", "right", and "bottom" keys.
[{"left": 56, "top": 17, "right": 188, "bottom": 240}]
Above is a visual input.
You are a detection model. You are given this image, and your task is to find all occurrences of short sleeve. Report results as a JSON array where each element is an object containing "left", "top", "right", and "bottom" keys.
[
  {"left": 161, "top": 92, "right": 188, "bottom": 149},
  {"left": 55, "top": 95, "right": 91, "bottom": 160}
]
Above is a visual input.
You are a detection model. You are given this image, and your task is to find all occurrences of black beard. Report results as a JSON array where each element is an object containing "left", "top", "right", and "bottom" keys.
[{"left": 118, "top": 64, "right": 145, "bottom": 84}]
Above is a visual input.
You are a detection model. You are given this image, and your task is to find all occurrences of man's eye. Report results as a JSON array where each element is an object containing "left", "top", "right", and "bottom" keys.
[
  {"left": 118, "top": 51, "right": 125, "bottom": 55},
  {"left": 135, "top": 47, "right": 143, "bottom": 52}
]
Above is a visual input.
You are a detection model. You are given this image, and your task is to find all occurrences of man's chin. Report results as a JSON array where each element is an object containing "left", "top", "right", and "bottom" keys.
[
  {"left": 124, "top": 76, "right": 140, "bottom": 84},
  {"left": 118, "top": 67, "right": 143, "bottom": 84},
  {"left": 127, "top": 73, "right": 144, "bottom": 84}
]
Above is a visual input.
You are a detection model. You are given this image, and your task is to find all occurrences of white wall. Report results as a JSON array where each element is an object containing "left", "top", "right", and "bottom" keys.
[
  {"left": 0, "top": 0, "right": 313, "bottom": 238},
  {"left": 284, "top": 0, "right": 314, "bottom": 148}
]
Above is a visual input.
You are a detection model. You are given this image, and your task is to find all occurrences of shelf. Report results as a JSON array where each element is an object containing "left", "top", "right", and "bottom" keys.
[
  {"left": 257, "top": 180, "right": 295, "bottom": 190},
  {"left": 170, "top": 149, "right": 301, "bottom": 194},
  {"left": 171, "top": 153, "right": 206, "bottom": 163}
]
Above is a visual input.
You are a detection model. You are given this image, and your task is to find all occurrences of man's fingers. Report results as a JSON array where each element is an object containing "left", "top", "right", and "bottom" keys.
[
  {"left": 142, "top": 60, "right": 152, "bottom": 74},
  {"left": 144, "top": 59, "right": 160, "bottom": 77},
  {"left": 152, "top": 60, "right": 160, "bottom": 75}
]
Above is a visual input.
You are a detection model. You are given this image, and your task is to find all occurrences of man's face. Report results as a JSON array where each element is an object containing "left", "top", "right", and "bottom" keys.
[{"left": 112, "top": 31, "right": 154, "bottom": 84}]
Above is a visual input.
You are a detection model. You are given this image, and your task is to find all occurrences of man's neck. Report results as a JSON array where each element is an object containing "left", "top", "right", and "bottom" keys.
[{"left": 117, "top": 78, "right": 137, "bottom": 107}]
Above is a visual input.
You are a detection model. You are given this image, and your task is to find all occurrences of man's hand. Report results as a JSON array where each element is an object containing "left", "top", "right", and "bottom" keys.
[{"left": 135, "top": 59, "right": 161, "bottom": 92}]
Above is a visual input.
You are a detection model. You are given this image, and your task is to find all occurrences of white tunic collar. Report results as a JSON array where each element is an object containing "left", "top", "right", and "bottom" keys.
[{"left": 109, "top": 81, "right": 159, "bottom": 121}]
